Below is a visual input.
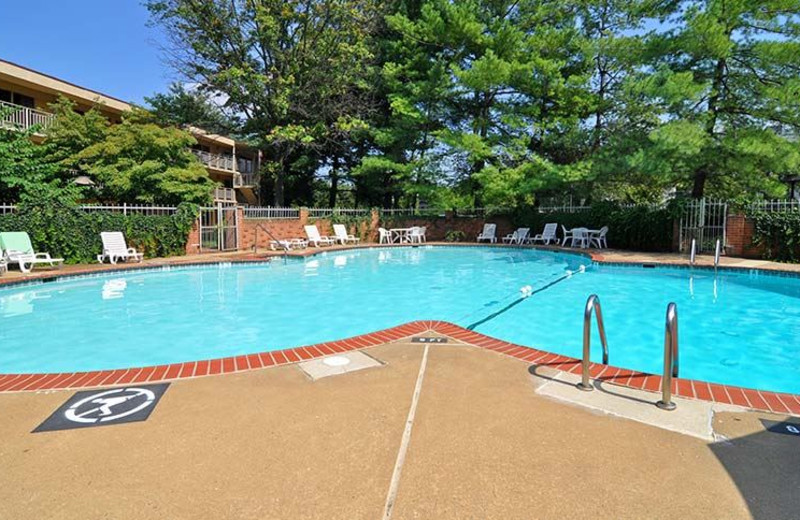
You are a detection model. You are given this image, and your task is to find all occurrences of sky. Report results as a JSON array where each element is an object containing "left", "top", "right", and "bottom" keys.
[{"left": 0, "top": 1, "right": 172, "bottom": 105}]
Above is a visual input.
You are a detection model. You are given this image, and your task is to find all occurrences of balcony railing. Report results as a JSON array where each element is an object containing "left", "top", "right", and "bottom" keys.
[
  {"left": 213, "top": 187, "right": 237, "bottom": 204},
  {"left": 0, "top": 100, "right": 55, "bottom": 133},
  {"left": 234, "top": 172, "right": 259, "bottom": 188},
  {"left": 192, "top": 149, "right": 236, "bottom": 172}
]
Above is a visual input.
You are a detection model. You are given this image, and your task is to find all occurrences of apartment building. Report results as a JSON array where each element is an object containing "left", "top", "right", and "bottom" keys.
[{"left": 0, "top": 58, "right": 259, "bottom": 205}]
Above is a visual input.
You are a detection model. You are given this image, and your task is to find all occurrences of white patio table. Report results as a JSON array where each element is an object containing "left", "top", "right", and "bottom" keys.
[{"left": 389, "top": 228, "right": 413, "bottom": 244}]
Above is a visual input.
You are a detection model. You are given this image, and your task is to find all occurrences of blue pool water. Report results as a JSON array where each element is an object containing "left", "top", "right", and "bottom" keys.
[{"left": 1, "top": 247, "right": 799, "bottom": 394}]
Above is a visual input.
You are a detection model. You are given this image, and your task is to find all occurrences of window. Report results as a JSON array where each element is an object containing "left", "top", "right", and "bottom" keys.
[
  {"left": 12, "top": 93, "right": 35, "bottom": 108},
  {"left": 0, "top": 89, "right": 11, "bottom": 103}
]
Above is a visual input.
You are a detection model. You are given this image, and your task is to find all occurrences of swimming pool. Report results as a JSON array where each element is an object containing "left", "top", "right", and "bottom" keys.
[{"left": 1, "top": 246, "right": 799, "bottom": 394}]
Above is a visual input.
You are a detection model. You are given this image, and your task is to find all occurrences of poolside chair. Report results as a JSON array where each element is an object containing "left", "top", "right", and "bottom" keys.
[
  {"left": 502, "top": 228, "right": 530, "bottom": 244},
  {"left": 0, "top": 250, "right": 6, "bottom": 276},
  {"left": 304, "top": 225, "right": 335, "bottom": 247},
  {"left": 407, "top": 226, "right": 425, "bottom": 244},
  {"left": 530, "top": 223, "right": 558, "bottom": 245},
  {"left": 477, "top": 223, "right": 497, "bottom": 243},
  {"left": 568, "top": 228, "right": 590, "bottom": 248},
  {"left": 418, "top": 226, "right": 427, "bottom": 242},
  {"left": 97, "top": 232, "right": 144, "bottom": 265},
  {"left": 561, "top": 225, "right": 575, "bottom": 246},
  {"left": 270, "top": 238, "right": 307, "bottom": 251},
  {"left": 591, "top": 226, "right": 609, "bottom": 249},
  {"left": 333, "top": 224, "right": 361, "bottom": 245},
  {"left": 0, "top": 232, "right": 63, "bottom": 273},
  {"left": 378, "top": 227, "right": 392, "bottom": 244}
]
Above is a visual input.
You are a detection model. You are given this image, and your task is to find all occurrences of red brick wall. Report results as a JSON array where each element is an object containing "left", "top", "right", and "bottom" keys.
[
  {"left": 188, "top": 208, "right": 515, "bottom": 253},
  {"left": 725, "top": 213, "right": 764, "bottom": 259}
]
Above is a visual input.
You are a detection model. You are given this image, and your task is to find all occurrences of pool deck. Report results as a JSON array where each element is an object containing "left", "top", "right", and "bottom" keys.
[{"left": 2, "top": 335, "right": 799, "bottom": 519}]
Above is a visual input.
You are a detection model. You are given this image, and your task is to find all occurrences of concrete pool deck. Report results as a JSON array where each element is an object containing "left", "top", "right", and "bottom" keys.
[{"left": 2, "top": 335, "right": 799, "bottom": 519}]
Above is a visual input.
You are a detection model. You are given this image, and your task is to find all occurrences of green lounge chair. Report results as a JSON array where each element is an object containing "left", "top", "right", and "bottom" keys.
[{"left": 0, "top": 232, "right": 63, "bottom": 273}]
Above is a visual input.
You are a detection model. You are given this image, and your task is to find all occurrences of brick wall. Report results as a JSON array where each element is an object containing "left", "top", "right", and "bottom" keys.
[
  {"left": 187, "top": 208, "right": 515, "bottom": 253},
  {"left": 725, "top": 213, "right": 765, "bottom": 258}
]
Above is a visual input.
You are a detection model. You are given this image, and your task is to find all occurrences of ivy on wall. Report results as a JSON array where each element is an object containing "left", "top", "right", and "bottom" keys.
[
  {"left": 0, "top": 202, "right": 198, "bottom": 264},
  {"left": 750, "top": 210, "right": 800, "bottom": 263}
]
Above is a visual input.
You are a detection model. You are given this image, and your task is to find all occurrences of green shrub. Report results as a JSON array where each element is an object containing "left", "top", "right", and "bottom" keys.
[
  {"left": 512, "top": 200, "right": 681, "bottom": 252},
  {"left": 444, "top": 230, "right": 466, "bottom": 242},
  {"left": 0, "top": 202, "right": 198, "bottom": 264},
  {"left": 750, "top": 210, "right": 800, "bottom": 263}
]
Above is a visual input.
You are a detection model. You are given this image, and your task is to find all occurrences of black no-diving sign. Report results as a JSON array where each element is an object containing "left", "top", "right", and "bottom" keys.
[
  {"left": 411, "top": 337, "right": 448, "bottom": 343},
  {"left": 33, "top": 383, "right": 169, "bottom": 433},
  {"left": 761, "top": 419, "right": 800, "bottom": 438}
]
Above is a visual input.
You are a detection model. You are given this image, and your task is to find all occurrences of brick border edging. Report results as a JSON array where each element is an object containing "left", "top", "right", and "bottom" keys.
[{"left": 1, "top": 319, "right": 798, "bottom": 416}]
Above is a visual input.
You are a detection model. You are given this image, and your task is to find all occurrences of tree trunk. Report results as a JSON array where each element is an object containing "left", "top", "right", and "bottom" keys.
[
  {"left": 328, "top": 155, "right": 339, "bottom": 208},
  {"left": 274, "top": 167, "right": 285, "bottom": 206},
  {"left": 693, "top": 57, "right": 726, "bottom": 199}
]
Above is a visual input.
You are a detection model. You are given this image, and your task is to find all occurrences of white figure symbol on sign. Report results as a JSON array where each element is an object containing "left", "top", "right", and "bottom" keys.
[{"left": 64, "top": 388, "right": 156, "bottom": 424}]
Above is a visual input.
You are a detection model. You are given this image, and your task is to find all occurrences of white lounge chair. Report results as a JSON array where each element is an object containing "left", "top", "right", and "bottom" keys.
[
  {"left": 270, "top": 238, "right": 307, "bottom": 250},
  {"left": 530, "top": 223, "right": 558, "bottom": 245},
  {"left": 591, "top": 226, "right": 609, "bottom": 248},
  {"left": 0, "top": 253, "right": 6, "bottom": 275},
  {"left": 477, "top": 223, "right": 497, "bottom": 243},
  {"left": 304, "top": 225, "right": 335, "bottom": 247},
  {"left": 333, "top": 224, "right": 361, "bottom": 245},
  {"left": 502, "top": 228, "right": 530, "bottom": 244},
  {"left": 378, "top": 227, "right": 392, "bottom": 244},
  {"left": 0, "top": 232, "right": 64, "bottom": 273},
  {"left": 97, "top": 232, "right": 144, "bottom": 264}
]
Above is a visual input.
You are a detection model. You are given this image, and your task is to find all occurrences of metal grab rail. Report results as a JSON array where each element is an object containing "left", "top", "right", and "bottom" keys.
[
  {"left": 576, "top": 294, "right": 609, "bottom": 392},
  {"left": 656, "top": 303, "right": 679, "bottom": 410},
  {"left": 253, "top": 223, "right": 290, "bottom": 261}
]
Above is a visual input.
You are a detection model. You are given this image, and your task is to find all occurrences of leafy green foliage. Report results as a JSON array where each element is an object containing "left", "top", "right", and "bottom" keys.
[
  {"left": 74, "top": 110, "right": 215, "bottom": 205},
  {"left": 145, "top": 83, "right": 233, "bottom": 135},
  {"left": 0, "top": 201, "right": 199, "bottom": 264},
  {"left": 751, "top": 210, "right": 800, "bottom": 262}
]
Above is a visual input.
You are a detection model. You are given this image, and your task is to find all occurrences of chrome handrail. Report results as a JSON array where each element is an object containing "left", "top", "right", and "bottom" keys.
[
  {"left": 253, "top": 223, "right": 290, "bottom": 261},
  {"left": 656, "top": 302, "right": 679, "bottom": 410},
  {"left": 576, "top": 294, "right": 609, "bottom": 392}
]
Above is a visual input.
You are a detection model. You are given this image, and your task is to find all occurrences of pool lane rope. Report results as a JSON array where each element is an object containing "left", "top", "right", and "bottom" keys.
[{"left": 465, "top": 265, "right": 587, "bottom": 331}]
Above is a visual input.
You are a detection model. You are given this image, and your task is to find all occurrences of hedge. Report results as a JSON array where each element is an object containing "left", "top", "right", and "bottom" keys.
[
  {"left": 750, "top": 210, "right": 800, "bottom": 263},
  {"left": 0, "top": 203, "right": 198, "bottom": 264}
]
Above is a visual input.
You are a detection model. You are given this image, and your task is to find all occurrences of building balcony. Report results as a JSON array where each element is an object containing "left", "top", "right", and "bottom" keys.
[
  {"left": 213, "top": 187, "right": 237, "bottom": 204},
  {"left": 192, "top": 149, "right": 237, "bottom": 172},
  {"left": 234, "top": 172, "right": 259, "bottom": 188},
  {"left": 0, "top": 100, "right": 55, "bottom": 133}
]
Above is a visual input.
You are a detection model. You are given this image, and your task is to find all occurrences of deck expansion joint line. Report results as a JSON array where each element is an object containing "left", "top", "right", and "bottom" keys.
[{"left": 382, "top": 343, "right": 430, "bottom": 520}]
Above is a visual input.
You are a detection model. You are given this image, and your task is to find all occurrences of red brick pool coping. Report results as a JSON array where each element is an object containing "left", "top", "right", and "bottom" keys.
[{"left": 1, "top": 320, "right": 798, "bottom": 417}]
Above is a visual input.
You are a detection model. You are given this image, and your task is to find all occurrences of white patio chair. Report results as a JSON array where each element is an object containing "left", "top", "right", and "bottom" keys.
[
  {"left": 530, "top": 223, "right": 558, "bottom": 245},
  {"left": 477, "top": 223, "right": 497, "bottom": 243},
  {"left": 378, "top": 227, "right": 392, "bottom": 244},
  {"left": 97, "top": 232, "right": 144, "bottom": 264},
  {"left": 418, "top": 226, "right": 427, "bottom": 242},
  {"left": 333, "top": 224, "right": 361, "bottom": 245},
  {"left": 408, "top": 227, "right": 425, "bottom": 243},
  {"left": 0, "top": 232, "right": 64, "bottom": 273},
  {"left": 569, "top": 227, "right": 590, "bottom": 248},
  {"left": 0, "top": 250, "right": 6, "bottom": 275},
  {"left": 591, "top": 226, "right": 609, "bottom": 249},
  {"left": 502, "top": 228, "right": 530, "bottom": 244},
  {"left": 561, "top": 225, "right": 575, "bottom": 246},
  {"left": 304, "top": 225, "right": 335, "bottom": 247}
]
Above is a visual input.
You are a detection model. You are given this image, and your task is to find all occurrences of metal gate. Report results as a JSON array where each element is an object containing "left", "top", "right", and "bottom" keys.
[
  {"left": 679, "top": 198, "right": 727, "bottom": 253},
  {"left": 199, "top": 204, "right": 239, "bottom": 252}
]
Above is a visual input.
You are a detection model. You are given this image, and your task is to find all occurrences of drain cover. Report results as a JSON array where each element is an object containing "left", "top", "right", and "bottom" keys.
[{"left": 322, "top": 356, "right": 351, "bottom": 367}]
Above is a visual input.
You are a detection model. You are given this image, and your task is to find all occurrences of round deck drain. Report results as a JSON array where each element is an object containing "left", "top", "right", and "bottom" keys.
[{"left": 322, "top": 356, "right": 351, "bottom": 367}]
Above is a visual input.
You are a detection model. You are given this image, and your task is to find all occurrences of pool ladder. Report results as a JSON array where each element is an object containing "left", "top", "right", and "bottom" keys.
[
  {"left": 576, "top": 294, "right": 609, "bottom": 391},
  {"left": 575, "top": 295, "right": 680, "bottom": 410}
]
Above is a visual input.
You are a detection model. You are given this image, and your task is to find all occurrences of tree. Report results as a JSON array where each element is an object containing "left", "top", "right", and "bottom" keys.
[
  {"left": 74, "top": 110, "right": 216, "bottom": 205},
  {"left": 146, "top": 0, "right": 381, "bottom": 206},
  {"left": 145, "top": 83, "right": 234, "bottom": 135},
  {"left": 0, "top": 106, "right": 79, "bottom": 203},
  {"left": 644, "top": 0, "right": 800, "bottom": 198}
]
